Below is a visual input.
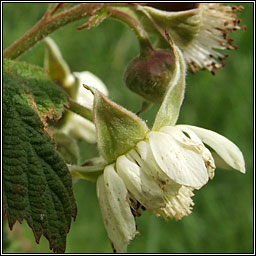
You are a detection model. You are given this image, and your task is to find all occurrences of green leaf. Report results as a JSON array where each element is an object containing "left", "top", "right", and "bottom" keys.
[
  {"left": 3, "top": 59, "right": 77, "bottom": 253},
  {"left": 4, "top": 59, "right": 68, "bottom": 121},
  {"left": 88, "top": 87, "right": 149, "bottom": 163}
]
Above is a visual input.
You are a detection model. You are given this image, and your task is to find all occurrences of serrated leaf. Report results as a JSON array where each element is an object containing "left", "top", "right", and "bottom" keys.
[
  {"left": 3, "top": 60, "right": 77, "bottom": 253},
  {"left": 4, "top": 59, "right": 68, "bottom": 121}
]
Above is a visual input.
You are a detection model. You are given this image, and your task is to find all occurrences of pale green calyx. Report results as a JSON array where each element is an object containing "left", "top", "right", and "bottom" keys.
[
  {"left": 87, "top": 86, "right": 149, "bottom": 163},
  {"left": 137, "top": 5, "right": 201, "bottom": 49}
]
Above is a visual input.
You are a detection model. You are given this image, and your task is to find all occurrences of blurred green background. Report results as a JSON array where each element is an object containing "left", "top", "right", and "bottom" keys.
[{"left": 3, "top": 3, "right": 253, "bottom": 254}]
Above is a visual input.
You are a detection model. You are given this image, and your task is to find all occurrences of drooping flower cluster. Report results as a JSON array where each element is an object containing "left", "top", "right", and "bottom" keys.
[
  {"left": 44, "top": 4, "right": 246, "bottom": 253},
  {"left": 74, "top": 45, "right": 245, "bottom": 253}
]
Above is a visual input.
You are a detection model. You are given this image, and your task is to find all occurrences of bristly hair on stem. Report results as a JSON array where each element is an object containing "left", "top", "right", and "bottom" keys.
[{"left": 3, "top": 3, "right": 133, "bottom": 60}]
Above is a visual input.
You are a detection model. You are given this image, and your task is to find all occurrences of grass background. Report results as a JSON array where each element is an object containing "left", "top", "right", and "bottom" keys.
[{"left": 3, "top": 2, "right": 254, "bottom": 253}]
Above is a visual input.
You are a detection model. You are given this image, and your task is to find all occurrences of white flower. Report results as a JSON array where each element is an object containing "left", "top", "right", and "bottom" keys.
[
  {"left": 183, "top": 3, "right": 245, "bottom": 73},
  {"left": 96, "top": 123, "right": 245, "bottom": 251},
  {"left": 116, "top": 124, "right": 244, "bottom": 220},
  {"left": 62, "top": 71, "right": 108, "bottom": 143}
]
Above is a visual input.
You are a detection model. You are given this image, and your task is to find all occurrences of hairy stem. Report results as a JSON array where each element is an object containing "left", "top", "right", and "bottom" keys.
[
  {"left": 69, "top": 164, "right": 104, "bottom": 181},
  {"left": 108, "top": 7, "right": 152, "bottom": 50},
  {"left": 3, "top": 3, "right": 131, "bottom": 60}
]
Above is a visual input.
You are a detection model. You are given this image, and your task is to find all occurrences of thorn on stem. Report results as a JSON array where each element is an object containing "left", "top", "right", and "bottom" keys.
[{"left": 51, "top": 3, "right": 65, "bottom": 16}]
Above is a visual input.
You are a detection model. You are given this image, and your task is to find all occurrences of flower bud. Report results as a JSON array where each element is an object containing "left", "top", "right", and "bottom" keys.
[{"left": 124, "top": 46, "right": 176, "bottom": 103}]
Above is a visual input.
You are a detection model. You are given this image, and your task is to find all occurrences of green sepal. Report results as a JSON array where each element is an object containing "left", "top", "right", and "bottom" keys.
[
  {"left": 153, "top": 45, "right": 186, "bottom": 131},
  {"left": 136, "top": 5, "right": 201, "bottom": 49},
  {"left": 87, "top": 86, "right": 149, "bottom": 163}
]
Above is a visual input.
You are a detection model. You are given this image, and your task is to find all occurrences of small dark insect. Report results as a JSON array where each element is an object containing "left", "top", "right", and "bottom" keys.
[{"left": 111, "top": 242, "right": 117, "bottom": 253}]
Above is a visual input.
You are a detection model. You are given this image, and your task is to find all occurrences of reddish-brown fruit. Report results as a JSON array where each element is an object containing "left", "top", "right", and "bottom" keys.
[{"left": 124, "top": 48, "right": 176, "bottom": 103}]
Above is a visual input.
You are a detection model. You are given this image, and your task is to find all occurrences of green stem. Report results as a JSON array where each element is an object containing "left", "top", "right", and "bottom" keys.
[
  {"left": 3, "top": 3, "right": 131, "bottom": 60},
  {"left": 69, "top": 164, "right": 104, "bottom": 181},
  {"left": 108, "top": 8, "right": 152, "bottom": 50},
  {"left": 67, "top": 98, "right": 94, "bottom": 122}
]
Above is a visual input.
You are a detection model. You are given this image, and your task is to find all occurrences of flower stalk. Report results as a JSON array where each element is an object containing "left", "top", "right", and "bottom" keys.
[
  {"left": 3, "top": 3, "right": 133, "bottom": 60},
  {"left": 107, "top": 7, "right": 152, "bottom": 50},
  {"left": 67, "top": 99, "right": 93, "bottom": 122}
]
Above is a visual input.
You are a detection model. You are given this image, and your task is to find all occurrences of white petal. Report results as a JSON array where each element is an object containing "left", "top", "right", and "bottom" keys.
[
  {"left": 116, "top": 153, "right": 165, "bottom": 210},
  {"left": 96, "top": 165, "right": 136, "bottom": 253},
  {"left": 148, "top": 129, "right": 209, "bottom": 189},
  {"left": 174, "top": 125, "right": 216, "bottom": 179},
  {"left": 97, "top": 175, "right": 124, "bottom": 252},
  {"left": 135, "top": 140, "right": 181, "bottom": 195},
  {"left": 179, "top": 125, "right": 246, "bottom": 173},
  {"left": 74, "top": 71, "right": 108, "bottom": 109}
]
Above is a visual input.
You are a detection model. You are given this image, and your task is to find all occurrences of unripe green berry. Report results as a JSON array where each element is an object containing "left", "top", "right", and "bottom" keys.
[{"left": 124, "top": 47, "right": 176, "bottom": 103}]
